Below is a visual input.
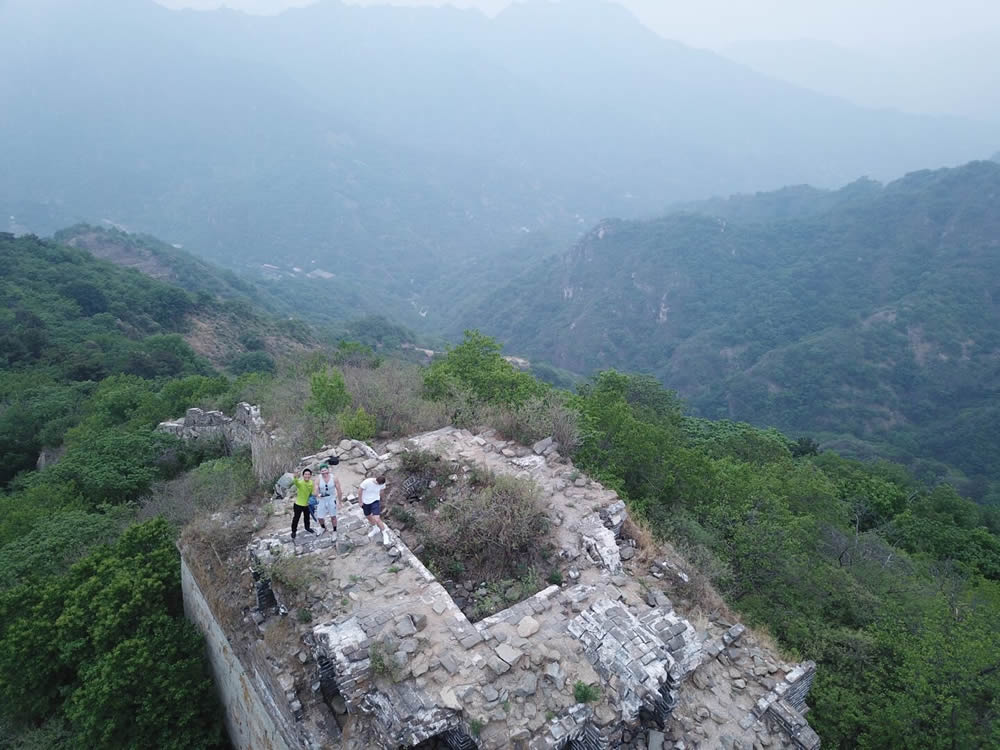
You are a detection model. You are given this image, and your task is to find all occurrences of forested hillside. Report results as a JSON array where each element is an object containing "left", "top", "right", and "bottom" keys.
[
  {"left": 1, "top": 228, "right": 998, "bottom": 747},
  {"left": 469, "top": 161, "right": 1000, "bottom": 501},
  {"left": 0, "top": 232, "right": 315, "bottom": 484},
  {"left": 2, "top": 0, "right": 997, "bottom": 330}
]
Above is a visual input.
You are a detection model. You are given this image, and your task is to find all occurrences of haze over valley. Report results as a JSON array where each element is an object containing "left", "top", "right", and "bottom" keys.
[
  {"left": 3, "top": 0, "right": 998, "bottom": 328},
  {"left": 2, "top": 3, "right": 1000, "bottom": 749}
]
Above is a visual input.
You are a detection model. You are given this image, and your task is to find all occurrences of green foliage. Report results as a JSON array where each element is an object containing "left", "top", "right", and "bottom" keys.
[
  {"left": 39, "top": 429, "right": 181, "bottom": 507},
  {"left": 0, "top": 519, "right": 224, "bottom": 749},
  {"left": 229, "top": 350, "right": 276, "bottom": 376},
  {"left": 333, "top": 339, "right": 382, "bottom": 368},
  {"left": 0, "top": 507, "right": 131, "bottom": 590},
  {"left": 343, "top": 316, "right": 414, "bottom": 351},
  {"left": 239, "top": 332, "right": 266, "bottom": 351},
  {"left": 475, "top": 162, "right": 1000, "bottom": 500},
  {"left": 307, "top": 368, "right": 351, "bottom": 419},
  {"left": 790, "top": 436, "right": 821, "bottom": 457},
  {"left": 573, "top": 371, "right": 686, "bottom": 504},
  {"left": 573, "top": 681, "right": 600, "bottom": 703},
  {"left": 0, "top": 234, "right": 207, "bottom": 383},
  {"left": 64, "top": 615, "right": 222, "bottom": 750},
  {"left": 424, "top": 330, "right": 547, "bottom": 406},
  {"left": 399, "top": 449, "right": 445, "bottom": 476},
  {"left": 338, "top": 406, "right": 376, "bottom": 441},
  {"left": 571, "top": 369, "right": 1000, "bottom": 748},
  {"left": 368, "top": 637, "right": 402, "bottom": 681}
]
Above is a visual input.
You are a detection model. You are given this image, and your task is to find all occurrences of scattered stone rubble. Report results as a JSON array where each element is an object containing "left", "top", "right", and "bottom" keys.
[{"left": 185, "top": 422, "right": 820, "bottom": 750}]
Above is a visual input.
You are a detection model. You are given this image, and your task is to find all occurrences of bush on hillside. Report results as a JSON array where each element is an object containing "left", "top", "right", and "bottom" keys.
[
  {"left": 424, "top": 330, "right": 547, "bottom": 406},
  {"left": 338, "top": 406, "right": 376, "bottom": 441},
  {"left": 0, "top": 519, "right": 225, "bottom": 750},
  {"left": 306, "top": 368, "right": 350, "bottom": 420},
  {"left": 229, "top": 351, "right": 276, "bottom": 376},
  {"left": 340, "top": 362, "right": 449, "bottom": 437}
]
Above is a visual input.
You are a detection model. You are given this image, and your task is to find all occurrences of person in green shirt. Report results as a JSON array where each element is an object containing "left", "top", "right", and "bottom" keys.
[{"left": 290, "top": 468, "right": 317, "bottom": 541}]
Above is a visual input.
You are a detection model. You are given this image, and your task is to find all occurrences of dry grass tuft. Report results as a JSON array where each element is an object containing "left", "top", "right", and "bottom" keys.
[
  {"left": 450, "top": 394, "right": 581, "bottom": 452},
  {"left": 268, "top": 554, "right": 322, "bottom": 596},
  {"left": 139, "top": 453, "right": 259, "bottom": 528},
  {"left": 621, "top": 516, "right": 657, "bottom": 563}
]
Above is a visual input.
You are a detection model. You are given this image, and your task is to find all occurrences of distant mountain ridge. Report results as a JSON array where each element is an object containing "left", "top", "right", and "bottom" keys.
[
  {"left": 1, "top": 0, "right": 997, "bottom": 329},
  {"left": 723, "top": 35, "right": 1000, "bottom": 123},
  {"left": 467, "top": 160, "right": 1000, "bottom": 497}
]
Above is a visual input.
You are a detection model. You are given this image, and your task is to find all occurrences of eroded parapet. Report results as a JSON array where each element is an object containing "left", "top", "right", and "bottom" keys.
[
  {"left": 528, "top": 704, "right": 602, "bottom": 749},
  {"left": 157, "top": 402, "right": 265, "bottom": 450},
  {"left": 638, "top": 608, "right": 701, "bottom": 679},
  {"left": 568, "top": 598, "right": 678, "bottom": 727},
  {"left": 748, "top": 662, "right": 820, "bottom": 749}
]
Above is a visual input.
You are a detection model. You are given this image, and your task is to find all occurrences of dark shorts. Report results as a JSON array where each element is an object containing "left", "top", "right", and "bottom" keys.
[{"left": 362, "top": 500, "right": 381, "bottom": 517}]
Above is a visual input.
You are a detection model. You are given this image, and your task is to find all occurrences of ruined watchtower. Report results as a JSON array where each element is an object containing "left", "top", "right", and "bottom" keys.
[{"left": 179, "top": 420, "right": 820, "bottom": 750}]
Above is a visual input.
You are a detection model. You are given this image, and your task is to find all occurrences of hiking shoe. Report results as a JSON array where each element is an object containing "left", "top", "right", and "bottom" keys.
[
  {"left": 367, "top": 527, "right": 380, "bottom": 538},
  {"left": 306, "top": 528, "right": 317, "bottom": 535},
  {"left": 381, "top": 530, "right": 392, "bottom": 547},
  {"left": 317, "top": 527, "right": 326, "bottom": 536}
]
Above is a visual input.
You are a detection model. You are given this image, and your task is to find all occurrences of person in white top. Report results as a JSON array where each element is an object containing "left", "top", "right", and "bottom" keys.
[
  {"left": 358, "top": 475, "right": 391, "bottom": 546},
  {"left": 313, "top": 462, "right": 342, "bottom": 536}
]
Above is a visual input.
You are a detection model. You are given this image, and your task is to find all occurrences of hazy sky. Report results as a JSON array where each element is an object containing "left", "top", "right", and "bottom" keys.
[{"left": 160, "top": 0, "right": 1000, "bottom": 50}]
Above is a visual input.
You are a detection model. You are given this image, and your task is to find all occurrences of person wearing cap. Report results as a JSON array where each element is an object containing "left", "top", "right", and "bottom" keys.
[
  {"left": 290, "top": 468, "right": 317, "bottom": 541},
  {"left": 314, "top": 460, "right": 342, "bottom": 536}
]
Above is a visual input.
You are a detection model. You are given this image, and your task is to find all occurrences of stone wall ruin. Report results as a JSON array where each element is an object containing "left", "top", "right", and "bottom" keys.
[
  {"left": 179, "top": 419, "right": 820, "bottom": 750},
  {"left": 158, "top": 402, "right": 264, "bottom": 449}
]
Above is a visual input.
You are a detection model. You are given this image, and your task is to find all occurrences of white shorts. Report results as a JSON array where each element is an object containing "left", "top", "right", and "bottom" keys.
[{"left": 316, "top": 495, "right": 337, "bottom": 518}]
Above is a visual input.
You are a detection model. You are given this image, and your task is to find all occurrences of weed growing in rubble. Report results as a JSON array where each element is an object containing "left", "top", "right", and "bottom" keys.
[
  {"left": 399, "top": 448, "right": 445, "bottom": 475},
  {"left": 390, "top": 506, "right": 417, "bottom": 528},
  {"left": 368, "top": 637, "right": 403, "bottom": 682},
  {"left": 468, "top": 718, "right": 484, "bottom": 737},
  {"left": 573, "top": 681, "right": 600, "bottom": 704},
  {"left": 547, "top": 569, "right": 564, "bottom": 586},
  {"left": 268, "top": 554, "right": 320, "bottom": 593}
]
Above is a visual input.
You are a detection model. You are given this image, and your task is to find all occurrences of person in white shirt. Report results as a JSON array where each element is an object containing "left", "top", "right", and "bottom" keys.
[
  {"left": 358, "top": 475, "right": 391, "bottom": 546},
  {"left": 314, "top": 462, "right": 342, "bottom": 536}
]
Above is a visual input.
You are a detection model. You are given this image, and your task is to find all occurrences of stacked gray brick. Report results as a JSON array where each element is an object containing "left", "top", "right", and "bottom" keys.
[
  {"left": 567, "top": 599, "right": 678, "bottom": 729},
  {"left": 598, "top": 500, "right": 627, "bottom": 536},
  {"left": 749, "top": 662, "right": 820, "bottom": 750},
  {"left": 527, "top": 705, "right": 596, "bottom": 750},
  {"left": 313, "top": 615, "right": 471, "bottom": 749}
]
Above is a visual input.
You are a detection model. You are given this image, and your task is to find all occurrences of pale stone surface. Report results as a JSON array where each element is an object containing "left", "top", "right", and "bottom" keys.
[
  {"left": 517, "top": 614, "right": 541, "bottom": 638},
  {"left": 183, "top": 421, "right": 818, "bottom": 750}
]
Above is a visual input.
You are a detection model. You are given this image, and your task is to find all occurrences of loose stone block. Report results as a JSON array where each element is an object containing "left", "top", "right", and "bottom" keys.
[
  {"left": 496, "top": 643, "right": 524, "bottom": 667},
  {"left": 517, "top": 615, "right": 541, "bottom": 638}
]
